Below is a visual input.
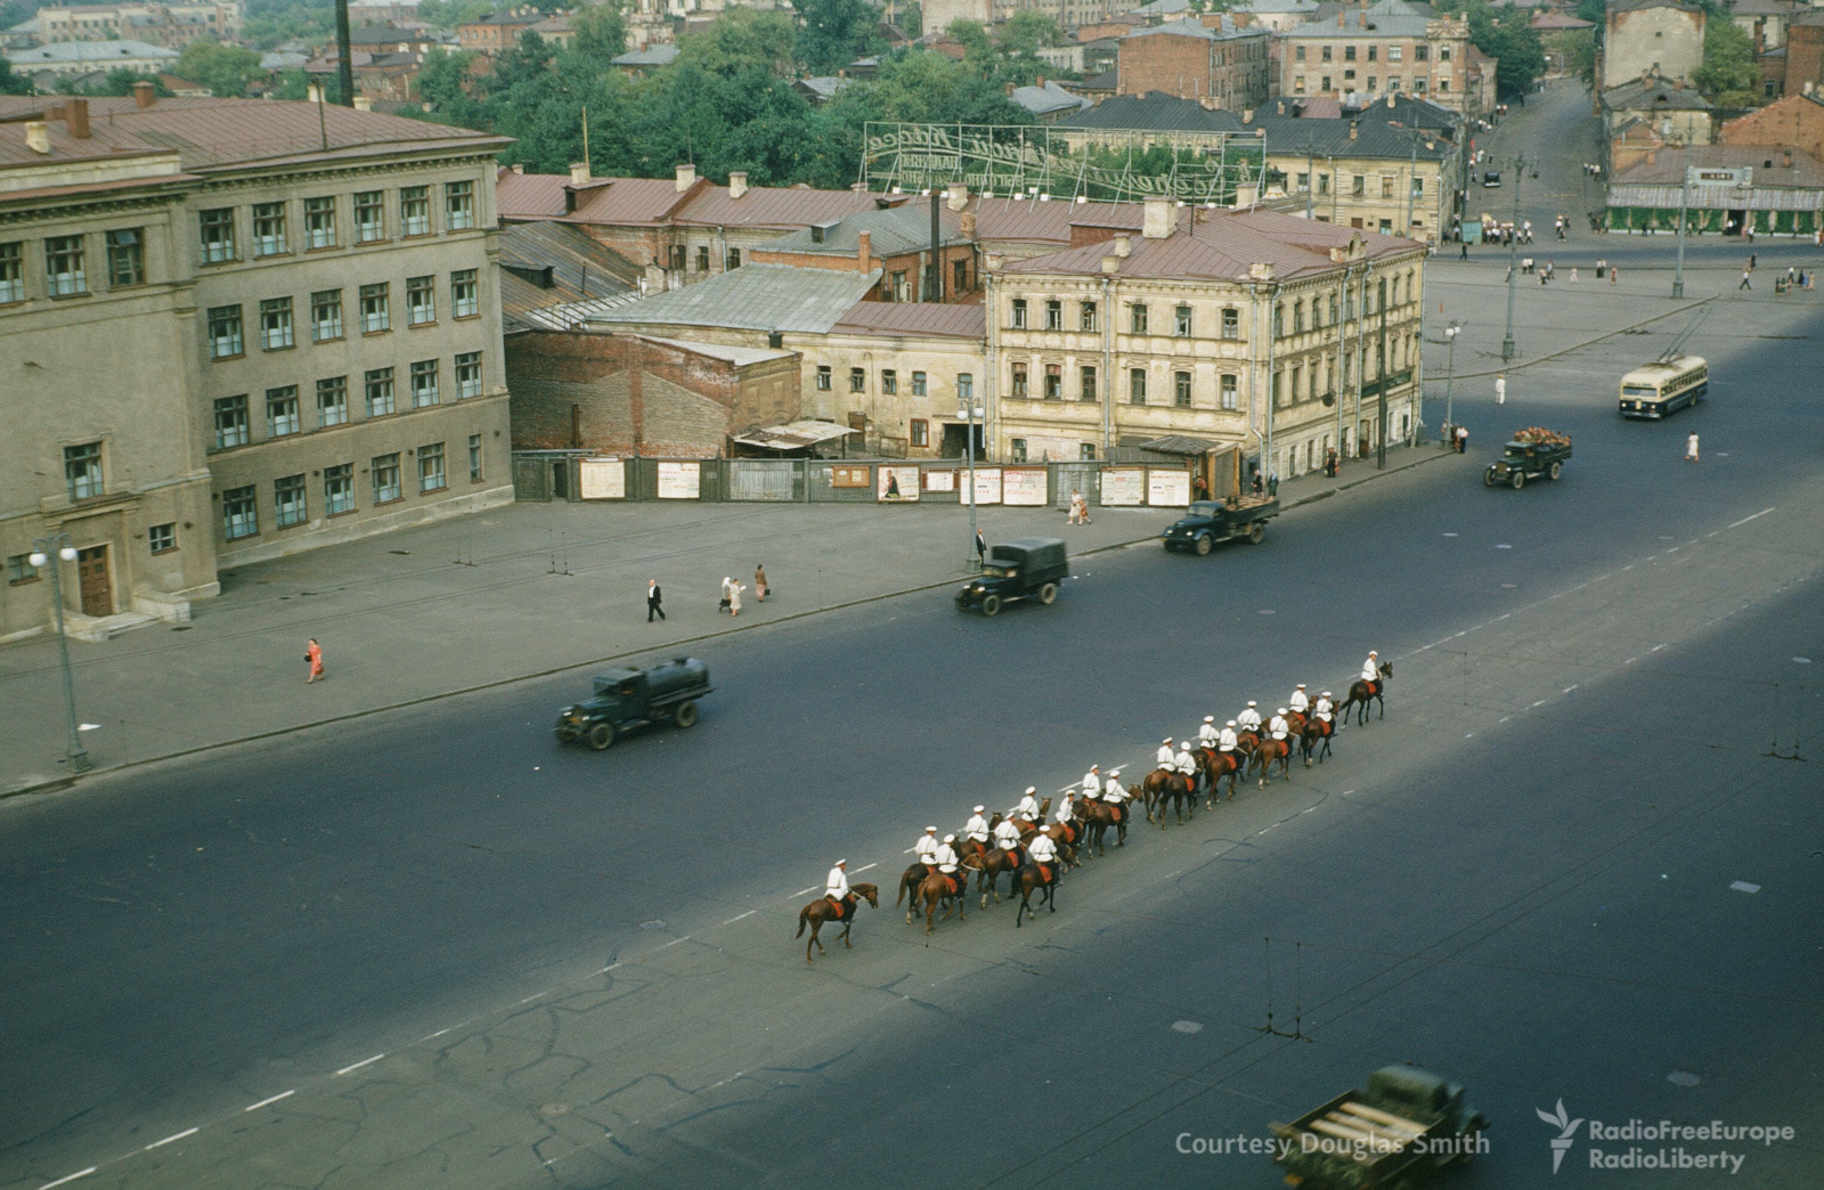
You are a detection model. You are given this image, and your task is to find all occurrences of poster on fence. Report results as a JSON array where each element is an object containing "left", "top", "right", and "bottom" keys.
[
  {"left": 1147, "top": 468, "right": 1191, "bottom": 507},
  {"left": 877, "top": 464, "right": 920, "bottom": 502},
  {"left": 923, "top": 469, "right": 955, "bottom": 493},
  {"left": 579, "top": 458, "right": 625, "bottom": 500},
  {"left": 961, "top": 468, "right": 1002, "bottom": 505},
  {"left": 1101, "top": 468, "right": 1145, "bottom": 506},
  {"left": 657, "top": 461, "right": 700, "bottom": 500},
  {"left": 826, "top": 464, "right": 870, "bottom": 488},
  {"left": 1003, "top": 468, "right": 1048, "bottom": 506}
]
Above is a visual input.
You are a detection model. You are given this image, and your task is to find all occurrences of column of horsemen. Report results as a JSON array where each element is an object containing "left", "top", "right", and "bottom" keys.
[{"left": 807, "top": 651, "right": 1391, "bottom": 945}]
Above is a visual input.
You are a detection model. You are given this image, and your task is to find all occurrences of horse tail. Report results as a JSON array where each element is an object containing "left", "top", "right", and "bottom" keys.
[{"left": 795, "top": 906, "right": 807, "bottom": 938}]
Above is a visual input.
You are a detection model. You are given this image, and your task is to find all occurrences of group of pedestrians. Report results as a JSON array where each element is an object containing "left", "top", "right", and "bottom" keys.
[{"left": 643, "top": 565, "right": 770, "bottom": 623}]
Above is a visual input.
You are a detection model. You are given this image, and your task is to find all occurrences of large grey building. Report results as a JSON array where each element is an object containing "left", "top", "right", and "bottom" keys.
[{"left": 1, "top": 91, "right": 512, "bottom": 641}]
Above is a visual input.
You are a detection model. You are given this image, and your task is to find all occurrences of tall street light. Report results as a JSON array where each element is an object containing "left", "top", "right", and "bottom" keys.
[
  {"left": 957, "top": 395, "right": 983, "bottom": 569},
  {"left": 29, "top": 532, "right": 91, "bottom": 774},
  {"left": 1501, "top": 154, "right": 1529, "bottom": 362},
  {"left": 1443, "top": 320, "right": 1465, "bottom": 444}
]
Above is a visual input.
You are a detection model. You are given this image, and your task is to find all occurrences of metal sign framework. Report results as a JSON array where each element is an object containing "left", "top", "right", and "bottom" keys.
[{"left": 861, "top": 121, "right": 1267, "bottom": 205}]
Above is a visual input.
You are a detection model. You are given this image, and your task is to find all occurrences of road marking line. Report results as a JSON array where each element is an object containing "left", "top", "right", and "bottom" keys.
[
  {"left": 1341, "top": 789, "right": 1357, "bottom": 796},
  {"left": 1563, "top": 685, "right": 1578, "bottom": 693},
  {"left": 601, "top": 963, "right": 620, "bottom": 973},
  {"left": 853, "top": 862, "right": 878, "bottom": 874},
  {"left": 659, "top": 937, "right": 687, "bottom": 950},
  {"left": 1464, "top": 733, "right": 1474, "bottom": 739},
  {"left": 794, "top": 886, "right": 818, "bottom": 897},
  {"left": 145, "top": 1128, "right": 198, "bottom": 1150},
  {"left": 1499, "top": 716, "right": 1512, "bottom": 723},
  {"left": 1624, "top": 656, "right": 1638, "bottom": 665},
  {"left": 1301, "top": 807, "right": 1318, "bottom": 815},
  {"left": 1531, "top": 700, "right": 1548, "bottom": 708},
  {"left": 1666, "top": 546, "right": 1680, "bottom": 554},
  {"left": 245, "top": 1090, "right": 295, "bottom": 1112},
  {"left": 1730, "top": 881, "right": 1761, "bottom": 894},
  {"left": 336, "top": 1054, "right": 385, "bottom": 1076},
  {"left": 1728, "top": 507, "right": 1774, "bottom": 529},
  {"left": 722, "top": 910, "right": 757, "bottom": 926},
  {"left": 38, "top": 1168, "right": 97, "bottom": 1189},
  {"left": 1650, "top": 643, "right": 1667, "bottom": 652},
  {"left": 518, "top": 991, "right": 548, "bottom": 1005}
]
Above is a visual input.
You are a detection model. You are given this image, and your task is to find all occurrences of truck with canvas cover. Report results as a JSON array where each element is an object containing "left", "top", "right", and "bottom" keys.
[
  {"left": 1269, "top": 1065, "right": 1489, "bottom": 1189},
  {"left": 554, "top": 657, "right": 713, "bottom": 750}
]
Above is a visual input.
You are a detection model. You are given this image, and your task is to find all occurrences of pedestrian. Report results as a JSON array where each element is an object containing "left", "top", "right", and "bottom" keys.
[
  {"left": 1610, "top": 264, "right": 1618, "bottom": 286},
  {"left": 1067, "top": 488, "right": 1083, "bottom": 525},
  {"left": 1324, "top": 447, "right": 1339, "bottom": 477},
  {"left": 1459, "top": 240, "right": 1468, "bottom": 260},
  {"left": 1076, "top": 491, "right": 1092, "bottom": 525},
  {"left": 304, "top": 637, "right": 325, "bottom": 683},
  {"left": 1748, "top": 253, "right": 1757, "bottom": 271},
  {"left": 1739, "top": 269, "right": 1752, "bottom": 291},
  {"left": 647, "top": 578, "right": 666, "bottom": 622},
  {"left": 1570, "top": 267, "right": 1578, "bottom": 282},
  {"left": 754, "top": 563, "right": 768, "bottom": 602},
  {"left": 1455, "top": 424, "right": 1469, "bottom": 454},
  {"left": 728, "top": 580, "right": 745, "bottom": 617},
  {"left": 719, "top": 575, "right": 734, "bottom": 614},
  {"left": 974, "top": 529, "right": 987, "bottom": 568},
  {"left": 1803, "top": 269, "right": 1812, "bottom": 290},
  {"left": 1495, "top": 374, "right": 1507, "bottom": 405},
  {"left": 1747, "top": 225, "right": 1755, "bottom": 244},
  {"left": 1685, "top": 432, "right": 1700, "bottom": 463}
]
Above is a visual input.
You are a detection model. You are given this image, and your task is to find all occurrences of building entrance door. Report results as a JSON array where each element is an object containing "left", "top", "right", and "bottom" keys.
[{"left": 77, "top": 545, "right": 112, "bottom": 617}]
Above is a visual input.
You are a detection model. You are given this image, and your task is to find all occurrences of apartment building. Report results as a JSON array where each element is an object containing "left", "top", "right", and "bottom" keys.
[
  {"left": 1117, "top": 16, "right": 1272, "bottom": 112},
  {"left": 1278, "top": 0, "right": 1481, "bottom": 115}
]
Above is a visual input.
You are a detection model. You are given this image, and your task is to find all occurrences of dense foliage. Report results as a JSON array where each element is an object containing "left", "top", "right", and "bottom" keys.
[
  {"left": 1434, "top": 0, "right": 1546, "bottom": 99},
  {"left": 175, "top": 39, "right": 265, "bottom": 97}
]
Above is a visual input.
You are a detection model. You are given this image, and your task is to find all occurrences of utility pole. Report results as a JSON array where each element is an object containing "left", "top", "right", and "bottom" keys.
[
  {"left": 1672, "top": 166, "right": 1691, "bottom": 299},
  {"left": 1501, "top": 154, "right": 1528, "bottom": 362},
  {"left": 1376, "top": 275, "right": 1388, "bottom": 469}
]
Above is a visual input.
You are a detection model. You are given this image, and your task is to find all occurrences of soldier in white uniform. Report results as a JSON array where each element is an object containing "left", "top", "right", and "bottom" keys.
[
  {"left": 1174, "top": 742, "right": 1195, "bottom": 777},
  {"left": 1218, "top": 720, "right": 1239, "bottom": 753},
  {"left": 1082, "top": 764, "right": 1100, "bottom": 796},
  {"left": 825, "top": 859, "right": 849, "bottom": 906},
  {"left": 1198, "top": 715, "right": 1219, "bottom": 748},
  {"left": 1155, "top": 737, "right": 1176, "bottom": 767},
  {"left": 1103, "top": 769, "right": 1128, "bottom": 806},
  {"left": 1026, "top": 829, "right": 1059, "bottom": 875},
  {"left": 992, "top": 815, "right": 1022, "bottom": 852},
  {"left": 1013, "top": 786, "right": 1042, "bottom": 822},
  {"left": 1268, "top": 708, "right": 1290, "bottom": 741},
  {"left": 1055, "top": 792, "right": 1075, "bottom": 824},
  {"left": 1237, "top": 701, "right": 1262, "bottom": 733},
  {"left": 1314, "top": 692, "right": 1335, "bottom": 724},
  {"left": 1361, "top": 650, "right": 1380, "bottom": 683},
  {"left": 963, "top": 805, "right": 990, "bottom": 845},
  {"left": 913, "top": 826, "right": 940, "bottom": 867},
  {"left": 1289, "top": 684, "right": 1310, "bottom": 714},
  {"left": 933, "top": 835, "right": 960, "bottom": 874}
]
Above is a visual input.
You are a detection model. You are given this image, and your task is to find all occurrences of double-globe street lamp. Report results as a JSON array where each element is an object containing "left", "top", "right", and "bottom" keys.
[
  {"left": 1443, "top": 320, "right": 1466, "bottom": 444},
  {"left": 28, "top": 532, "right": 92, "bottom": 773},
  {"left": 958, "top": 397, "right": 984, "bottom": 569}
]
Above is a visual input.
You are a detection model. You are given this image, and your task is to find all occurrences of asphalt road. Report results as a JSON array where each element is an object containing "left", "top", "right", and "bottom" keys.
[{"left": 5, "top": 91, "right": 1823, "bottom": 1190}]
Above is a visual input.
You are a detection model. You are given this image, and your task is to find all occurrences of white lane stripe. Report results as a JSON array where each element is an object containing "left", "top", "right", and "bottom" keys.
[
  {"left": 659, "top": 937, "right": 687, "bottom": 950},
  {"left": 146, "top": 1128, "right": 198, "bottom": 1150},
  {"left": 793, "top": 886, "right": 818, "bottom": 896},
  {"left": 518, "top": 992, "right": 548, "bottom": 1005},
  {"left": 38, "top": 1168, "right": 97, "bottom": 1189},
  {"left": 336, "top": 1054, "right": 385, "bottom": 1076},
  {"left": 1728, "top": 507, "right": 1774, "bottom": 529},
  {"left": 853, "top": 862, "right": 878, "bottom": 874},
  {"left": 1499, "top": 716, "right": 1512, "bottom": 723},
  {"left": 1650, "top": 643, "right": 1667, "bottom": 652},
  {"left": 1531, "top": 700, "right": 1548, "bottom": 708},
  {"left": 722, "top": 909, "right": 757, "bottom": 926},
  {"left": 245, "top": 1090, "right": 295, "bottom": 1112},
  {"left": 1563, "top": 685, "right": 1578, "bottom": 693}
]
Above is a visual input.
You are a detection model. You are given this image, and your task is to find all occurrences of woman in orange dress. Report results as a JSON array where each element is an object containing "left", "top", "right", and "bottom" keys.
[{"left": 305, "top": 637, "right": 325, "bottom": 683}]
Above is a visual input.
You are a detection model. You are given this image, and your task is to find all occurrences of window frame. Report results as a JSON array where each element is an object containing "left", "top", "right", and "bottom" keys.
[
  {"left": 105, "top": 228, "right": 143, "bottom": 287},
  {"left": 365, "top": 366, "right": 396, "bottom": 417},
  {"left": 0, "top": 241, "right": 22, "bottom": 303},
  {"left": 324, "top": 462, "right": 355, "bottom": 515},
  {"left": 252, "top": 201, "right": 288, "bottom": 257},
  {"left": 259, "top": 296, "right": 294, "bottom": 350},
  {"left": 451, "top": 269, "right": 479, "bottom": 318},
  {"left": 267, "top": 385, "right": 300, "bottom": 436},
  {"left": 455, "top": 351, "right": 482, "bottom": 399},
  {"left": 45, "top": 234, "right": 86, "bottom": 296},
  {"left": 444, "top": 180, "right": 475, "bottom": 230},
  {"left": 304, "top": 195, "right": 337, "bottom": 249},
  {"left": 213, "top": 394, "right": 249, "bottom": 449},
  {"left": 64, "top": 441, "right": 104, "bottom": 500},
  {"left": 359, "top": 282, "right": 390, "bottom": 334},
  {"left": 354, "top": 190, "right": 385, "bottom": 242},
  {"left": 409, "top": 358, "right": 439, "bottom": 407},
  {"left": 317, "top": 376, "right": 348, "bottom": 426},
  {"left": 274, "top": 473, "right": 307, "bottom": 528},
  {"left": 400, "top": 185, "right": 431, "bottom": 237},
  {"left": 222, "top": 484, "right": 258, "bottom": 540},
  {"left": 311, "top": 289, "right": 343, "bottom": 342},
  {"left": 198, "top": 208, "right": 236, "bottom": 264},
  {"left": 406, "top": 274, "right": 436, "bottom": 326},
  {"left": 371, "top": 452, "right": 402, "bottom": 504},
  {"left": 418, "top": 442, "right": 446, "bottom": 493}
]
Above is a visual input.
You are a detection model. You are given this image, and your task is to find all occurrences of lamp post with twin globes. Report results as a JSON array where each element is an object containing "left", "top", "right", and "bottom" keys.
[{"left": 28, "top": 532, "right": 91, "bottom": 773}]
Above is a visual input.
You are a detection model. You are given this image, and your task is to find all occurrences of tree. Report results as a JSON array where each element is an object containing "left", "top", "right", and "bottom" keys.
[
  {"left": 682, "top": 8, "right": 797, "bottom": 79},
  {"left": 0, "top": 55, "right": 32, "bottom": 96},
  {"left": 792, "top": 0, "right": 880, "bottom": 75},
  {"left": 96, "top": 68, "right": 169, "bottom": 97},
  {"left": 175, "top": 40, "right": 264, "bottom": 97},
  {"left": 571, "top": 4, "right": 628, "bottom": 65},
  {"left": 1694, "top": 19, "right": 1759, "bottom": 108}
]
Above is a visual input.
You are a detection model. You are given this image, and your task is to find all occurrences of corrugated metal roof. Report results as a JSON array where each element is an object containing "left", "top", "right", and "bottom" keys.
[
  {"left": 732, "top": 419, "right": 855, "bottom": 450},
  {"left": 1613, "top": 145, "right": 1824, "bottom": 188},
  {"left": 1247, "top": 113, "right": 1452, "bottom": 160},
  {"left": 763, "top": 204, "right": 972, "bottom": 257},
  {"left": 512, "top": 292, "right": 648, "bottom": 333},
  {"left": 972, "top": 196, "right": 1152, "bottom": 244},
  {"left": 583, "top": 263, "right": 882, "bottom": 333},
  {"left": 831, "top": 301, "right": 986, "bottom": 338},
  {"left": 674, "top": 183, "right": 891, "bottom": 229},
  {"left": 4, "top": 39, "right": 177, "bottom": 64},
  {"left": 640, "top": 336, "right": 797, "bottom": 366},
  {"left": 1601, "top": 77, "right": 1713, "bottom": 111},
  {"left": 499, "top": 221, "right": 640, "bottom": 335},
  {"left": 1127, "top": 15, "right": 1266, "bottom": 41}
]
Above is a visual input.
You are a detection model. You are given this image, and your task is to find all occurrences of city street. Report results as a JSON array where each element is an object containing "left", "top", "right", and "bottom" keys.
[{"left": 3, "top": 81, "right": 1823, "bottom": 1190}]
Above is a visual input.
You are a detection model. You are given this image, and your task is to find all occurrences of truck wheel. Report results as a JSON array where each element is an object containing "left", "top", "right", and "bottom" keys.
[
  {"left": 587, "top": 722, "right": 614, "bottom": 751},
  {"left": 1510, "top": 470, "right": 1526, "bottom": 490},
  {"left": 980, "top": 593, "right": 1002, "bottom": 617},
  {"left": 1194, "top": 533, "right": 1213, "bottom": 556},
  {"left": 1247, "top": 521, "right": 1266, "bottom": 545},
  {"left": 1549, "top": 461, "right": 1563, "bottom": 481},
  {"left": 1483, "top": 469, "right": 1496, "bottom": 487},
  {"left": 1038, "top": 582, "right": 1058, "bottom": 605},
  {"left": 674, "top": 700, "right": 699, "bottom": 728}
]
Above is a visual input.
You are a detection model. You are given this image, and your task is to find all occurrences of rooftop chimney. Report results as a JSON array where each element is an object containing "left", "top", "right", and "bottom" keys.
[
  {"left": 857, "top": 230, "right": 872, "bottom": 274},
  {"left": 1113, "top": 234, "right": 1132, "bottom": 258},
  {"left": 1143, "top": 197, "right": 1172, "bottom": 238},
  {"left": 66, "top": 97, "right": 90, "bottom": 139},
  {"left": 1348, "top": 119, "right": 1359, "bottom": 140},
  {"left": 1276, "top": 100, "right": 1285, "bottom": 116},
  {"left": 729, "top": 170, "right": 749, "bottom": 199},
  {"left": 569, "top": 160, "right": 592, "bottom": 185},
  {"left": 1387, "top": 92, "right": 1396, "bottom": 108},
  {"left": 946, "top": 181, "right": 968, "bottom": 211},
  {"left": 1337, "top": 12, "right": 1344, "bottom": 25},
  {"left": 1101, "top": 251, "right": 1120, "bottom": 274},
  {"left": 132, "top": 80, "right": 155, "bottom": 108},
  {"left": 511, "top": 162, "right": 524, "bottom": 175},
  {"left": 1784, "top": 149, "right": 1794, "bottom": 168},
  {"left": 1242, "top": 108, "right": 1255, "bottom": 124},
  {"left": 353, "top": 96, "right": 373, "bottom": 111},
  {"left": 25, "top": 121, "right": 50, "bottom": 155},
  {"left": 960, "top": 211, "right": 976, "bottom": 240},
  {"left": 675, "top": 162, "right": 696, "bottom": 192}
]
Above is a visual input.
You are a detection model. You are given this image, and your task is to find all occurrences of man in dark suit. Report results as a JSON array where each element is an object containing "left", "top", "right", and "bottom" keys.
[{"left": 647, "top": 578, "right": 665, "bottom": 622}]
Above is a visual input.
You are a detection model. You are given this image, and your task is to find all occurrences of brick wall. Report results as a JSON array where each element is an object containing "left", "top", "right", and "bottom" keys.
[
  {"left": 1787, "top": 27, "right": 1824, "bottom": 99},
  {"left": 1721, "top": 94, "right": 1824, "bottom": 161}
]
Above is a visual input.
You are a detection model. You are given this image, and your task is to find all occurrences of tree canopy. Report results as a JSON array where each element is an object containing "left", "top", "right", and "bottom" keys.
[
  {"left": 174, "top": 40, "right": 264, "bottom": 98},
  {"left": 1693, "top": 18, "right": 1758, "bottom": 109}
]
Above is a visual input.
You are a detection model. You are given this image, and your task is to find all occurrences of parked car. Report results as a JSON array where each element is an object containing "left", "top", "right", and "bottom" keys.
[{"left": 1483, "top": 170, "right": 1502, "bottom": 188}]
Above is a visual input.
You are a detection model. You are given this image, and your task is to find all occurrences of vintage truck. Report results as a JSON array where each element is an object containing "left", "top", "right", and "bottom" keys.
[
  {"left": 1483, "top": 427, "right": 1572, "bottom": 490},
  {"left": 553, "top": 657, "right": 712, "bottom": 750},
  {"left": 1269, "top": 1065, "right": 1489, "bottom": 1189},
  {"left": 956, "top": 537, "right": 1068, "bottom": 616},
  {"left": 1160, "top": 495, "right": 1279, "bottom": 554}
]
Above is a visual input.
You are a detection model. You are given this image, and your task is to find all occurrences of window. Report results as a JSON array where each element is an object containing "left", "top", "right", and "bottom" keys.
[
  {"left": 317, "top": 376, "right": 348, "bottom": 426},
  {"left": 451, "top": 269, "right": 478, "bottom": 318},
  {"left": 1174, "top": 371, "right": 1192, "bottom": 407},
  {"left": 64, "top": 442, "right": 103, "bottom": 499},
  {"left": 1274, "top": 303, "right": 1285, "bottom": 336},
  {"left": 45, "top": 235, "right": 85, "bottom": 296},
  {"left": 205, "top": 306, "right": 244, "bottom": 362},
  {"left": 1312, "top": 299, "right": 1323, "bottom": 330},
  {"left": 1272, "top": 369, "right": 1283, "bottom": 407},
  {"left": 1292, "top": 365, "right": 1303, "bottom": 402},
  {"left": 1080, "top": 443, "right": 1096, "bottom": 461},
  {"left": 106, "top": 229, "right": 143, "bottom": 287},
  {"left": 1295, "top": 45, "right": 1306, "bottom": 61},
  {"left": 1389, "top": 45, "right": 1403, "bottom": 63},
  {"left": 359, "top": 282, "right": 389, "bottom": 333},
  {"left": 1322, "top": 75, "right": 1332, "bottom": 91},
  {"left": 354, "top": 190, "right": 384, "bottom": 242},
  {"left": 696, "top": 245, "right": 710, "bottom": 273},
  {"left": 816, "top": 366, "right": 831, "bottom": 391},
  {"left": 1080, "top": 365, "right": 1097, "bottom": 402},
  {"left": 418, "top": 442, "right": 445, "bottom": 493},
  {"left": 311, "top": 289, "right": 343, "bottom": 341},
  {"left": 1388, "top": 76, "right": 1401, "bottom": 92},
  {"left": 1294, "top": 75, "right": 1306, "bottom": 94},
  {"left": 214, "top": 395, "right": 249, "bottom": 448},
  {"left": 1379, "top": 218, "right": 1393, "bottom": 234},
  {"left": 407, "top": 275, "right": 435, "bottom": 325},
  {"left": 1298, "top": 171, "right": 1311, "bottom": 191},
  {"left": 410, "top": 359, "right": 439, "bottom": 407},
  {"left": 222, "top": 484, "right": 258, "bottom": 540},
  {"left": 456, "top": 351, "right": 482, "bottom": 398},
  {"left": 1439, "top": 47, "right": 1451, "bottom": 62},
  {"left": 1011, "top": 298, "right": 1027, "bottom": 328},
  {"left": 324, "top": 463, "right": 354, "bottom": 514},
  {"left": 1044, "top": 363, "right": 1062, "bottom": 400},
  {"left": 911, "top": 370, "right": 927, "bottom": 396},
  {"left": 1352, "top": 174, "right": 1366, "bottom": 197},
  {"left": 267, "top": 386, "right": 300, "bottom": 436},
  {"left": 274, "top": 474, "right": 306, "bottom": 527},
  {"left": 668, "top": 245, "right": 685, "bottom": 271},
  {"left": 259, "top": 297, "right": 294, "bottom": 350},
  {"left": 253, "top": 202, "right": 287, "bottom": 256},
  {"left": 1368, "top": 45, "right": 1377, "bottom": 62},
  {"left": 725, "top": 247, "right": 741, "bottom": 270},
  {"left": 1437, "top": 78, "right": 1450, "bottom": 92},
  {"left": 953, "top": 258, "right": 968, "bottom": 293},
  {"left": 1129, "top": 367, "right": 1146, "bottom": 404},
  {"left": 149, "top": 523, "right": 176, "bottom": 554},
  {"left": 1130, "top": 303, "right": 1148, "bottom": 333},
  {"left": 1010, "top": 437, "right": 1028, "bottom": 462},
  {"left": 957, "top": 373, "right": 973, "bottom": 400},
  {"left": 890, "top": 270, "right": 908, "bottom": 300},
  {"left": 305, "top": 196, "right": 336, "bottom": 248},
  {"left": 909, "top": 419, "right": 928, "bottom": 448},
  {"left": 445, "top": 180, "right": 474, "bottom": 230},
  {"left": 0, "top": 242, "right": 21, "bottom": 303},
  {"left": 849, "top": 367, "right": 865, "bottom": 393},
  {"left": 468, "top": 433, "right": 483, "bottom": 482},
  {"left": 1294, "top": 300, "right": 1304, "bottom": 334},
  {"left": 1174, "top": 304, "right": 1192, "bottom": 337},
  {"left": 1221, "top": 306, "right": 1240, "bottom": 339},
  {"left": 1079, "top": 301, "right": 1097, "bottom": 332},
  {"left": 400, "top": 185, "right": 430, "bottom": 236},
  {"left": 1381, "top": 175, "right": 1395, "bottom": 199},
  {"left": 1045, "top": 299, "right": 1062, "bottom": 330},
  {"left": 372, "top": 452, "right": 402, "bottom": 503},
  {"left": 7, "top": 553, "right": 39, "bottom": 584},
  {"left": 1330, "top": 294, "right": 1340, "bottom": 324},
  {"left": 1321, "top": 45, "right": 1332, "bottom": 62},
  {"left": 365, "top": 367, "right": 395, "bottom": 416},
  {"left": 1011, "top": 361, "right": 1029, "bottom": 398},
  {"left": 1415, "top": 77, "right": 1428, "bottom": 94},
  {"left": 1415, "top": 45, "right": 1428, "bottom": 61},
  {"left": 1220, "top": 373, "right": 1238, "bottom": 409},
  {"left": 1345, "top": 45, "right": 1356, "bottom": 61},
  {"left": 881, "top": 369, "right": 897, "bottom": 395},
  {"left": 199, "top": 208, "right": 235, "bottom": 263}
]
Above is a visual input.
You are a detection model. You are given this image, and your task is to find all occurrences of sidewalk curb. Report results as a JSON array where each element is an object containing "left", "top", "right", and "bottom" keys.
[{"left": 0, "top": 444, "right": 1456, "bottom": 802}]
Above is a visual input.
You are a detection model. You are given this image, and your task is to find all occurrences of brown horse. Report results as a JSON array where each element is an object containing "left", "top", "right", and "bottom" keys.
[
  {"left": 1148, "top": 770, "right": 1196, "bottom": 826},
  {"left": 975, "top": 845, "right": 1024, "bottom": 908},
  {"left": 913, "top": 856, "right": 983, "bottom": 935},
  {"left": 1300, "top": 716, "right": 1334, "bottom": 766},
  {"left": 1041, "top": 817, "right": 1083, "bottom": 866},
  {"left": 1251, "top": 736, "right": 1293, "bottom": 787},
  {"left": 1338, "top": 662, "right": 1392, "bottom": 727},
  {"left": 1013, "top": 860, "right": 1060, "bottom": 928},
  {"left": 796, "top": 882, "right": 879, "bottom": 963},
  {"left": 1234, "top": 728, "right": 1262, "bottom": 758},
  {"left": 896, "top": 862, "right": 936, "bottom": 922},
  {"left": 1199, "top": 748, "right": 1244, "bottom": 805},
  {"left": 1078, "top": 797, "right": 1129, "bottom": 857}
]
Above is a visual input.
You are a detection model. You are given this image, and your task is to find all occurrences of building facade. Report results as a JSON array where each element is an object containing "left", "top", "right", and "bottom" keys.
[
  {"left": 1117, "top": 17, "right": 1272, "bottom": 112},
  {"left": 1602, "top": 0, "right": 1706, "bottom": 90},
  {"left": 1278, "top": 0, "right": 1480, "bottom": 115},
  {"left": 26, "top": 3, "right": 241, "bottom": 48}
]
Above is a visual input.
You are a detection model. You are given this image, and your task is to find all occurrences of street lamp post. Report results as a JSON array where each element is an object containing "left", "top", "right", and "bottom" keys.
[
  {"left": 958, "top": 397, "right": 982, "bottom": 569},
  {"left": 28, "top": 532, "right": 91, "bottom": 773},
  {"left": 1672, "top": 167, "right": 1690, "bottom": 299},
  {"left": 1501, "top": 154, "right": 1528, "bottom": 362},
  {"left": 1442, "top": 320, "right": 1464, "bottom": 445}
]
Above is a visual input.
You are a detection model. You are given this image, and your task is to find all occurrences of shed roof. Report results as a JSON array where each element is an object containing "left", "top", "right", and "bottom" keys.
[
  {"left": 1054, "top": 90, "right": 1246, "bottom": 132},
  {"left": 831, "top": 301, "right": 986, "bottom": 338},
  {"left": 583, "top": 263, "right": 882, "bottom": 333},
  {"left": 762, "top": 204, "right": 972, "bottom": 257}
]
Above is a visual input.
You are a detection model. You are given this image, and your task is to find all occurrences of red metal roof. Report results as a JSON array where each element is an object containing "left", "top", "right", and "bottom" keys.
[
  {"left": 674, "top": 184, "right": 896, "bottom": 230},
  {"left": 831, "top": 301, "right": 986, "bottom": 338},
  {"left": 971, "top": 196, "right": 1151, "bottom": 244}
]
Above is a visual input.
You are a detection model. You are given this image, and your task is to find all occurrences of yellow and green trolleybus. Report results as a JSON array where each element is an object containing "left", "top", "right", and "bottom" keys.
[{"left": 1618, "top": 355, "right": 1707, "bottom": 419}]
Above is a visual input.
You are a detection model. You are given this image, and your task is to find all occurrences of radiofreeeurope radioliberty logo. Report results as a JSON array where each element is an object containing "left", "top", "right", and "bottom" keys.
[{"left": 1537, "top": 1098, "right": 1584, "bottom": 1174}]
